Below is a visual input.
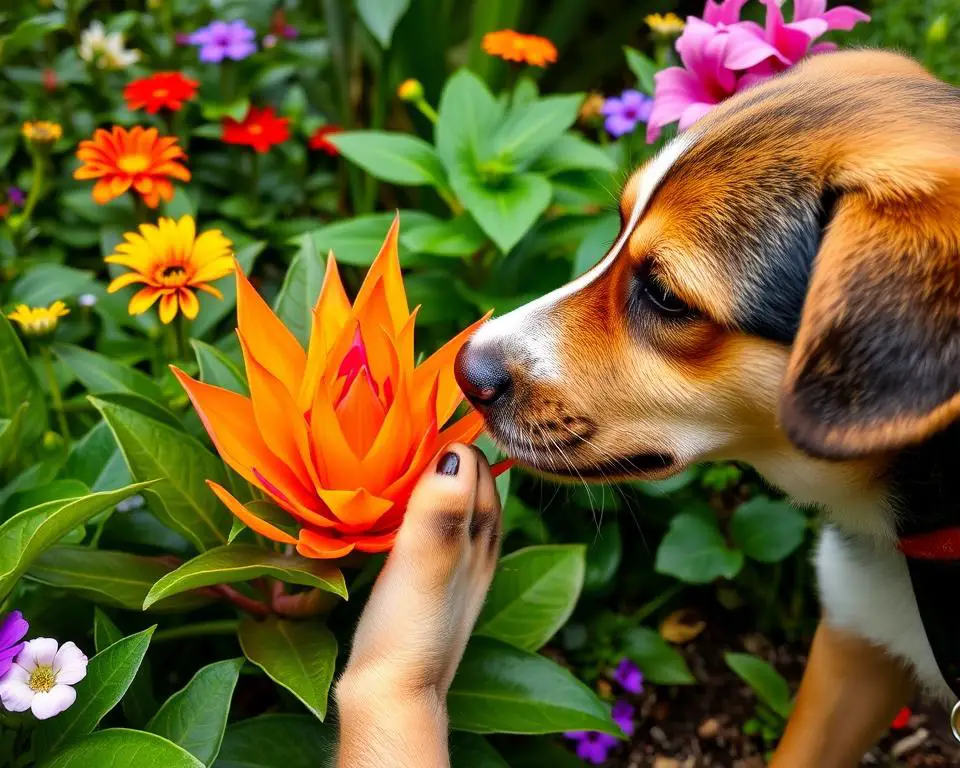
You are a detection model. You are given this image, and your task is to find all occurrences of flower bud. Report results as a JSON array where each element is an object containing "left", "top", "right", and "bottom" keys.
[
  {"left": 927, "top": 14, "right": 949, "bottom": 44},
  {"left": 398, "top": 79, "right": 424, "bottom": 102}
]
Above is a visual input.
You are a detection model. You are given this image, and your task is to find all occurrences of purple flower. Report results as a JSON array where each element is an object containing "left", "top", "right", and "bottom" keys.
[
  {"left": 613, "top": 657, "right": 644, "bottom": 694},
  {"left": 7, "top": 187, "right": 25, "bottom": 207},
  {"left": 601, "top": 90, "right": 653, "bottom": 138},
  {"left": 0, "top": 611, "right": 29, "bottom": 679},
  {"left": 188, "top": 20, "right": 257, "bottom": 63},
  {"left": 564, "top": 731, "right": 620, "bottom": 764},
  {"left": 612, "top": 699, "right": 636, "bottom": 737}
]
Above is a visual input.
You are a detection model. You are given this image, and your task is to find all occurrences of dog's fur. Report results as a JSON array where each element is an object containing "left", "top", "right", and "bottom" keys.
[{"left": 457, "top": 49, "right": 960, "bottom": 763}]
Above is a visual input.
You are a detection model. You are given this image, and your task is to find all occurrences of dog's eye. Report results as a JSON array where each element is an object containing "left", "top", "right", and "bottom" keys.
[{"left": 643, "top": 276, "right": 691, "bottom": 317}]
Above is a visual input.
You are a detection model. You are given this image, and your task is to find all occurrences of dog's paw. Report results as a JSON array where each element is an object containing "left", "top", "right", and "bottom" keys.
[{"left": 340, "top": 443, "right": 502, "bottom": 699}]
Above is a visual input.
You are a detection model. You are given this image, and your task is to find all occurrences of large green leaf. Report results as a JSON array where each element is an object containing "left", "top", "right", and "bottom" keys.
[
  {"left": 331, "top": 131, "right": 448, "bottom": 189},
  {"left": 60, "top": 421, "right": 131, "bottom": 492},
  {"left": 0, "top": 12, "right": 65, "bottom": 63},
  {"left": 33, "top": 626, "right": 156, "bottom": 760},
  {"left": 583, "top": 520, "right": 622, "bottom": 594},
  {"left": 724, "top": 652, "right": 794, "bottom": 719},
  {"left": 475, "top": 545, "right": 585, "bottom": 651},
  {"left": 436, "top": 69, "right": 502, "bottom": 171},
  {"left": 400, "top": 215, "right": 487, "bottom": 257},
  {"left": 144, "top": 544, "right": 346, "bottom": 608},
  {"left": 621, "top": 627, "right": 696, "bottom": 685},
  {"left": 624, "top": 46, "right": 658, "bottom": 95},
  {"left": 191, "top": 242, "right": 265, "bottom": 339},
  {"left": 533, "top": 134, "right": 618, "bottom": 177},
  {"left": 450, "top": 733, "right": 510, "bottom": 767},
  {"left": 448, "top": 636, "right": 618, "bottom": 735},
  {"left": 214, "top": 714, "right": 334, "bottom": 768},
  {"left": 37, "top": 729, "right": 204, "bottom": 768},
  {"left": 147, "top": 658, "right": 244, "bottom": 765},
  {"left": 0, "top": 314, "right": 47, "bottom": 445},
  {"left": 54, "top": 343, "right": 165, "bottom": 401},
  {"left": 93, "top": 608, "right": 158, "bottom": 727},
  {"left": 655, "top": 512, "right": 744, "bottom": 584},
  {"left": 272, "top": 236, "right": 325, "bottom": 350},
  {"left": 355, "top": 0, "right": 410, "bottom": 47},
  {"left": 572, "top": 212, "right": 619, "bottom": 278},
  {"left": 238, "top": 617, "right": 338, "bottom": 721},
  {"left": 453, "top": 170, "right": 551, "bottom": 254},
  {"left": 93, "top": 398, "right": 232, "bottom": 552},
  {"left": 0, "top": 482, "right": 152, "bottom": 601},
  {"left": 27, "top": 546, "right": 213, "bottom": 612},
  {"left": 492, "top": 95, "right": 584, "bottom": 167},
  {"left": 0, "top": 402, "right": 27, "bottom": 469},
  {"left": 10, "top": 264, "right": 95, "bottom": 307},
  {"left": 730, "top": 497, "right": 808, "bottom": 563},
  {"left": 299, "top": 210, "right": 438, "bottom": 266},
  {"left": 191, "top": 340, "right": 248, "bottom": 396}
]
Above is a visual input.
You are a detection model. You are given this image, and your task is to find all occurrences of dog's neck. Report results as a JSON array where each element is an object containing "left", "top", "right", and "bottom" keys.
[{"left": 887, "top": 422, "right": 960, "bottom": 535}]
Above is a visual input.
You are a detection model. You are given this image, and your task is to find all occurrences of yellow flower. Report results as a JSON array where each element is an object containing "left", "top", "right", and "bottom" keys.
[
  {"left": 106, "top": 215, "right": 234, "bottom": 324},
  {"left": 397, "top": 79, "right": 424, "bottom": 102},
  {"left": 7, "top": 301, "right": 70, "bottom": 336},
  {"left": 579, "top": 92, "right": 605, "bottom": 123},
  {"left": 645, "top": 12, "right": 685, "bottom": 36},
  {"left": 22, "top": 121, "right": 63, "bottom": 144}
]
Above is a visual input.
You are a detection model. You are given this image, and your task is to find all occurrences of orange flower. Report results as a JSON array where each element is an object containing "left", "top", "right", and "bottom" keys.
[
  {"left": 125, "top": 72, "right": 199, "bottom": 114},
  {"left": 74, "top": 126, "right": 190, "bottom": 208},
  {"left": 174, "top": 216, "right": 492, "bottom": 559},
  {"left": 222, "top": 106, "right": 290, "bottom": 153},
  {"left": 482, "top": 29, "right": 557, "bottom": 67}
]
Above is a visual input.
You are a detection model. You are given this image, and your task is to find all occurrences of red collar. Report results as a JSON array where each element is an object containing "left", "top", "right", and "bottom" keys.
[{"left": 899, "top": 528, "right": 960, "bottom": 560}]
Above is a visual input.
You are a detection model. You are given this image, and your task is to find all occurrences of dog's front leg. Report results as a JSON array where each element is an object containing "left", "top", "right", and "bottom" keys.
[
  {"left": 335, "top": 445, "right": 502, "bottom": 767},
  {"left": 771, "top": 620, "right": 914, "bottom": 768}
]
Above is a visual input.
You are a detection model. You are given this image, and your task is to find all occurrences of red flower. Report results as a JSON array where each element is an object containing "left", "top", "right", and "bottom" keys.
[
  {"left": 125, "top": 72, "right": 199, "bottom": 114},
  {"left": 891, "top": 706, "right": 912, "bottom": 730},
  {"left": 222, "top": 106, "right": 290, "bottom": 153},
  {"left": 309, "top": 125, "right": 343, "bottom": 156},
  {"left": 42, "top": 68, "right": 58, "bottom": 93}
]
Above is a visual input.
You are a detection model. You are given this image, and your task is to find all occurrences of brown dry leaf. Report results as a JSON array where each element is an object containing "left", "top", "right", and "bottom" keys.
[{"left": 659, "top": 609, "right": 707, "bottom": 645}]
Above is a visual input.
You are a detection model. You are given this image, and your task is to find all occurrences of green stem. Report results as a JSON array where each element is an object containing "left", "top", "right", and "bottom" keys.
[
  {"left": 630, "top": 582, "right": 684, "bottom": 625},
  {"left": 249, "top": 151, "right": 260, "bottom": 215},
  {"left": 16, "top": 149, "right": 46, "bottom": 242},
  {"left": 176, "top": 314, "right": 190, "bottom": 361},
  {"left": 413, "top": 97, "right": 439, "bottom": 125},
  {"left": 40, "top": 346, "right": 69, "bottom": 442},
  {"left": 152, "top": 619, "right": 241, "bottom": 643},
  {"left": 132, "top": 193, "right": 149, "bottom": 225}
]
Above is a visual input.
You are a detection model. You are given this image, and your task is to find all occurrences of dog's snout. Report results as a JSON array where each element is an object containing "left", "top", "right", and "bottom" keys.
[{"left": 454, "top": 341, "right": 512, "bottom": 410}]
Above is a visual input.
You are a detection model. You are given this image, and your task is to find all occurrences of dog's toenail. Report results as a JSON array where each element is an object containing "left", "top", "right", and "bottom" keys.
[{"left": 437, "top": 451, "right": 460, "bottom": 476}]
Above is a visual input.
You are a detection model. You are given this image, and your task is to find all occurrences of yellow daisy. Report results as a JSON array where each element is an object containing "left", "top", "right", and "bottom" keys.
[
  {"left": 646, "top": 12, "right": 685, "bottom": 36},
  {"left": 22, "top": 121, "right": 63, "bottom": 144},
  {"left": 7, "top": 301, "right": 70, "bottom": 335}
]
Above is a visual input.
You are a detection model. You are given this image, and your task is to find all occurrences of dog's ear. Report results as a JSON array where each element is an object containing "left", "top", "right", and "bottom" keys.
[{"left": 780, "top": 188, "right": 960, "bottom": 459}]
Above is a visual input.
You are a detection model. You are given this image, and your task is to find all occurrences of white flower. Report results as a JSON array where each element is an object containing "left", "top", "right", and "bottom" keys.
[
  {"left": 0, "top": 638, "right": 87, "bottom": 720},
  {"left": 77, "top": 293, "right": 98, "bottom": 307},
  {"left": 79, "top": 21, "right": 141, "bottom": 70}
]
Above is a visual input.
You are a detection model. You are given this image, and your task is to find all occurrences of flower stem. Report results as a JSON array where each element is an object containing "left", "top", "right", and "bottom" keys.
[
  {"left": 412, "top": 97, "right": 439, "bottom": 125},
  {"left": 40, "top": 346, "right": 69, "bottom": 442},
  {"left": 152, "top": 619, "right": 242, "bottom": 643},
  {"left": 249, "top": 150, "right": 260, "bottom": 215},
  {"left": 132, "top": 193, "right": 149, "bottom": 224},
  {"left": 174, "top": 313, "right": 191, "bottom": 362}
]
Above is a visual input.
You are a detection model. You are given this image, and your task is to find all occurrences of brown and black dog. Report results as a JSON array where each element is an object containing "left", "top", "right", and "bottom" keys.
[{"left": 453, "top": 49, "right": 960, "bottom": 766}]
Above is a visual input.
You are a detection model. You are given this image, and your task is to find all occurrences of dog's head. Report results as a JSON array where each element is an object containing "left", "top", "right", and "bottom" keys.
[{"left": 455, "top": 51, "right": 960, "bottom": 485}]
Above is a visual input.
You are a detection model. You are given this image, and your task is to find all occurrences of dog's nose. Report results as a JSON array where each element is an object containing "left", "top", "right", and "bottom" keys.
[{"left": 454, "top": 341, "right": 512, "bottom": 410}]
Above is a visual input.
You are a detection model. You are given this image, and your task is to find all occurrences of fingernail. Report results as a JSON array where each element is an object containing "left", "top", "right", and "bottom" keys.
[{"left": 437, "top": 451, "right": 460, "bottom": 476}]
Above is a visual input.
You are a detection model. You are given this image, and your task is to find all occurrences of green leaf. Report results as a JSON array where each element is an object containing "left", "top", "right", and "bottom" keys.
[
  {"left": 453, "top": 170, "right": 551, "bottom": 253},
  {"left": 299, "top": 210, "right": 438, "bottom": 266},
  {"left": 33, "top": 626, "right": 156, "bottom": 760},
  {"left": 436, "top": 69, "right": 502, "bottom": 171},
  {"left": 61, "top": 421, "right": 131, "bottom": 492},
  {"left": 724, "top": 652, "right": 794, "bottom": 719},
  {"left": 93, "top": 398, "right": 232, "bottom": 552},
  {"left": 27, "top": 546, "right": 213, "bottom": 612},
  {"left": 0, "top": 314, "right": 47, "bottom": 445},
  {"left": 54, "top": 343, "right": 165, "bottom": 401},
  {"left": 214, "top": 714, "right": 334, "bottom": 768},
  {"left": 272, "top": 236, "right": 326, "bottom": 350},
  {"left": 584, "top": 520, "right": 622, "bottom": 594},
  {"left": 93, "top": 608, "right": 158, "bottom": 727},
  {"left": 504, "top": 736, "right": 586, "bottom": 768},
  {"left": 11, "top": 264, "right": 95, "bottom": 306},
  {"left": 147, "top": 658, "right": 244, "bottom": 765},
  {"left": 37, "top": 729, "right": 204, "bottom": 768},
  {"left": 331, "top": 131, "right": 448, "bottom": 189},
  {"left": 238, "top": 617, "right": 338, "bottom": 721},
  {"left": 475, "top": 545, "right": 585, "bottom": 651},
  {"left": 655, "top": 512, "right": 744, "bottom": 584},
  {"left": 355, "top": 0, "right": 410, "bottom": 47},
  {"left": 0, "top": 402, "right": 27, "bottom": 468},
  {"left": 492, "top": 95, "right": 584, "bottom": 167},
  {"left": 448, "top": 636, "right": 618, "bottom": 735},
  {"left": 730, "top": 497, "right": 808, "bottom": 563},
  {"left": 0, "top": 12, "right": 65, "bottom": 63},
  {"left": 192, "top": 340, "right": 248, "bottom": 396},
  {"left": 401, "top": 215, "right": 487, "bottom": 257},
  {"left": 449, "top": 733, "right": 510, "bottom": 767},
  {"left": 164, "top": 189, "right": 196, "bottom": 219},
  {"left": 144, "top": 544, "right": 346, "bottom": 608},
  {"left": 190, "top": 242, "right": 265, "bottom": 339},
  {"left": 625, "top": 46, "right": 658, "bottom": 95},
  {"left": 0, "top": 482, "right": 152, "bottom": 601},
  {"left": 533, "top": 134, "right": 618, "bottom": 176},
  {"left": 572, "top": 212, "right": 619, "bottom": 278},
  {"left": 621, "top": 627, "right": 696, "bottom": 685}
]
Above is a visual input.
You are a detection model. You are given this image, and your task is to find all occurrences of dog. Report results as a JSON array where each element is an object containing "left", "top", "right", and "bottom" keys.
[{"left": 449, "top": 48, "right": 960, "bottom": 766}]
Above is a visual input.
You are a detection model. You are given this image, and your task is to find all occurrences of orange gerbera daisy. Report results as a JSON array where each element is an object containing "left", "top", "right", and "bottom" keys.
[
  {"left": 124, "top": 71, "right": 199, "bottom": 114},
  {"left": 106, "top": 215, "right": 234, "bottom": 324},
  {"left": 173, "top": 216, "right": 501, "bottom": 559},
  {"left": 74, "top": 126, "right": 190, "bottom": 208},
  {"left": 222, "top": 106, "right": 290, "bottom": 153},
  {"left": 482, "top": 29, "right": 557, "bottom": 67}
]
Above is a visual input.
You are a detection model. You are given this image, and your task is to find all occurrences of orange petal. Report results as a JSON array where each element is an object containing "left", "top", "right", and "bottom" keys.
[
  {"left": 355, "top": 278, "right": 403, "bottom": 388},
  {"left": 159, "top": 292, "right": 178, "bottom": 323},
  {"left": 437, "top": 409, "right": 485, "bottom": 448},
  {"left": 178, "top": 288, "right": 200, "bottom": 319},
  {"left": 106, "top": 272, "right": 147, "bottom": 292},
  {"left": 309, "top": 374, "right": 363, "bottom": 489},
  {"left": 347, "top": 529, "right": 398, "bottom": 553},
  {"left": 334, "top": 365, "right": 386, "bottom": 458},
  {"left": 297, "top": 529, "right": 356, "bottom": 560},
  {"left": 316, "top": 487, "right": 393, "bottom": 533},
  {"left": 352, "top": 214, "right": 408, "bottom": 333},
  {"left": 235, "top": 265, "right": 306, "bottom": 398},
  {"left": 207, "top": 481, "right": 297, "bottom": 545},
  {"left": 127, "top": 287, "right": 163, "bottom": 315}
]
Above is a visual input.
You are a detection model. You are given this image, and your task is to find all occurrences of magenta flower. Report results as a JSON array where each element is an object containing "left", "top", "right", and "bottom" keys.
[
  {"left": 612, "top": 699, "right": 636, "bottom": 737},
  {"left": 564, "top": 731, "right": 620, "bottom": 764},
  {"left": 7, "top": 187, "right": 24, "bottom": 207},
  {"left": 703, "top": 0, "right": 750, "bottom": 25},
  {"left": 188, "top": 20, "right": 257, "bottom": 63},
  {"left": 601, "top": 90, "right": 653, "bottom": 137},
  {"left": 0, "top": 611, "right": 28, "bottom": 679},
  {"left": 613, "top": 657, "right": 644, "bottom": 694}
]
